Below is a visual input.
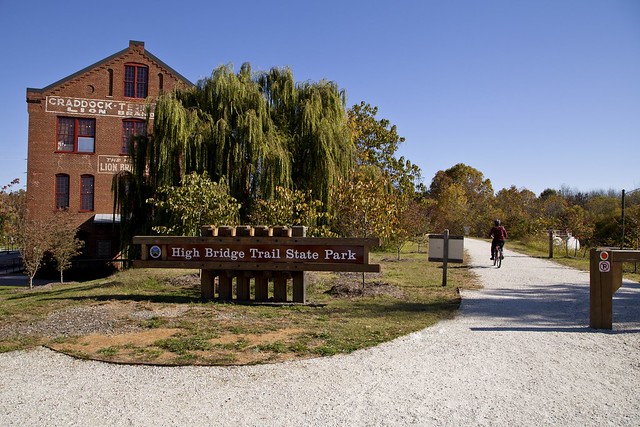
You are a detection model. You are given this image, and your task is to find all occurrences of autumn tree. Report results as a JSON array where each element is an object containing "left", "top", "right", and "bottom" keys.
[
  {"left": 249, "top": 186, "right": 330, "bottom": 236},
  {"left": 49, "top": 211, "right": 84, "bottom": 283},
  {"left": 388, "top": 196, "right": 430, "bottom": 259},
  {"left": 16, "top": 218, "right": 52, "bottom": 289},
  {"left": 0, "top": 179, "right": 24, "bottom": 250},
  {"left": 584, "top": 193, "right": 621, "bottom": 246},
  {"left": 560, "top": 205, "right": 594, "bottom": 255},
  {"left": 534, "top": 189, "right": 569, "bottom": 231},
  {"left": 347, "top": 102, "right": 421, "bottom": 193},
  {"left": 330, "top": 167, "right": 397, "bottom": 241},
  {"left": 623, "top": 204, "right": 640, "bottom": 249},
  {"left": 493, "top": 186, "right": 537, "bottom": 239},
  {"left": 427, "top": 163, "right": 494, "bottom": 235}
]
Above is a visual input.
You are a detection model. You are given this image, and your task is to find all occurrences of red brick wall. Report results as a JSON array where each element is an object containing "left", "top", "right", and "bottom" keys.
[{"left": 26, "top": 41, "right": 191, "bottom": 259}]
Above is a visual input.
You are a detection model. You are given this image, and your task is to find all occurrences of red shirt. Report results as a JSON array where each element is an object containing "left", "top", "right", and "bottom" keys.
[{"left": 489, "top": 226, "right": 507, "bottom": 240}]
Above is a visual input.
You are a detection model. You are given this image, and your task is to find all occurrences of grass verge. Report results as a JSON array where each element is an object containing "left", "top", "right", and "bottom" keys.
[{"left": 0, "top": 245, "right": 477, "bottom": 366}]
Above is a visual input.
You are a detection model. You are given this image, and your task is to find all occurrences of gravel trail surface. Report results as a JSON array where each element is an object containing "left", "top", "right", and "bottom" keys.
[{"left": 1, "top": 239, "right": 639, "bottom": 426}]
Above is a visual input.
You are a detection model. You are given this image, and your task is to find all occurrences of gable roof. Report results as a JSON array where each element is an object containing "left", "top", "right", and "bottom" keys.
[{"left": 27, "top": 40, "right": 193, "bottom": 93}]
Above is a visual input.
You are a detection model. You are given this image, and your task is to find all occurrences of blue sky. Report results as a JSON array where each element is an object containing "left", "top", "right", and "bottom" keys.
[{"left": 1, "top": 0, "right": 639, "bottom": 196}]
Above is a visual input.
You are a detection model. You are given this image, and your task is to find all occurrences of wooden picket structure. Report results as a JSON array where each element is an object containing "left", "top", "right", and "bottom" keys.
[
  {"left": 589, "top": 248, "right": 640, "bottom": 329},
  {"left": 133, "top": 226, "right": 380, "bottom": 304}
]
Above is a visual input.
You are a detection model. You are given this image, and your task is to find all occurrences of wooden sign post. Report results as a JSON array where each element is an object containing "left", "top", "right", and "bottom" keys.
[
  {"left": 133, "top": 226, "right": 380, "bottom": 304},
  {"left": 589, "top": 248, "right": 640, "bottom": 329}
]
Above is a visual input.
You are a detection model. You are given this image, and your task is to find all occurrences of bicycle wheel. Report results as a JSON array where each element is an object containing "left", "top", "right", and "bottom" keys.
[
  {"left": 492, "top": 248, "right": 498, "bottom": 266},
  {"left": 496, "top": 248, "right": 502, "bottom": 268}
]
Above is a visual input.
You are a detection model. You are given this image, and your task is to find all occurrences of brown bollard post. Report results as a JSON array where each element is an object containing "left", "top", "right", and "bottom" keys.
[
  {"left": 272, "top": 226, "right": 291, "bottom": 301},
  {"left": 292, "top": 226, "right": 307, "bottom": 303},
  {"left": 201, "top": 269, "right": 215, "bottom": 301},
  {"left": 253, "top": 226, "right": 271, "bottom": 301},
  {"left": 589, "top": 248, "right": 622, "bottom": 329},
  {"left": 589, "top": 249, "right": 612, "bottom": 329},
  {"left": 235, "top": 226, "right": 253, "bottom": 300},
  {"left": 217, "top": 226, "right": 235, "bottom": 300},
  {"left": 200, "top": 225, "right": 216, "bottom": 300}
]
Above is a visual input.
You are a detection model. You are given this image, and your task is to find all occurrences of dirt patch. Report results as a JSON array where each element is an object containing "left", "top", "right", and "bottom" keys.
[
  {"left": 48, "top": 325, "right": 310, "bottom": 366},
  {"left": 324, "top": 271, "right": 404, "bottom": 299},
  {"left": 0, "top": 301, "right": 194, "bottom": 340}
]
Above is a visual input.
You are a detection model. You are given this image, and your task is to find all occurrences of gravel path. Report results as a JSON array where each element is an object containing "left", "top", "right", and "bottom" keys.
[{"left": 1, "top": 239, "right": 639, "bottom": 426}]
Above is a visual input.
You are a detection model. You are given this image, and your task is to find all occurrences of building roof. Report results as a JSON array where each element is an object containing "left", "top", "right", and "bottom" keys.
[
  {"left": 93, "top": 214, "right": 121, "bottom": 224},
  {"left": 27, "top": 40, "right": 193, "bottom": 93}
]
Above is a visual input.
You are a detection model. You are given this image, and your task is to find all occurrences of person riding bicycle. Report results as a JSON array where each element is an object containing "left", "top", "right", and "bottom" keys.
[{"left": 489, "top": 219, "right": 507, "bottom": 260}]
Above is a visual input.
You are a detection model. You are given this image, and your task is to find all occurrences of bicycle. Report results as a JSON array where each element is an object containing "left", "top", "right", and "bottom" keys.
[{"left": 492, "top": 244, "right": 504, "bottom": 268}]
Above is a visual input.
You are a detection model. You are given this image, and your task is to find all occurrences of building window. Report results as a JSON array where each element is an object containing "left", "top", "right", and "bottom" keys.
[
  {"left": 124, "top": 64, "right": 148, "bottom": 98},
  {"left": 55, "top": 174, "right": 70, "bottom": 209},
  {"left": 122, "top": 119, "right": 146, "bottom": 154},
  {"left": 108, "top": 69, "right": 114, "bottom": 97},
  {"left": 80, "top": 175, "right": 94, "bottom": 211},
  {"left": 158, "top": 73, "right": 164, "bottom": 93},
  {"left": 57, "top": 117, "right": 95, "bottom": 153},
  {"left": 96, "top": 240, "right": 112, "bottom": 259}
]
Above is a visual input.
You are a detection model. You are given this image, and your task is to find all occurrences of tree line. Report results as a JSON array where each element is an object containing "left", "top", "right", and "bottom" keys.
[{"left": 421, "top": 163, "right": 637, "bottom": 251}]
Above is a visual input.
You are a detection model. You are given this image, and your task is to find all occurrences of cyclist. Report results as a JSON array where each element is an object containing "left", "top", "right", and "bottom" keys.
[{"left": 489, "top": 219, "right": 507, "bottom": 260}]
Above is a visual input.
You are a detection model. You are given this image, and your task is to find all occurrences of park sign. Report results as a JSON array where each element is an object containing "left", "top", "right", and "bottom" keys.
[
  {"left": 135, "top": 237, "right": 379, "bottom": 271},
  {"left": 132, "top": 226, "right": 380, "bottom": 304}
]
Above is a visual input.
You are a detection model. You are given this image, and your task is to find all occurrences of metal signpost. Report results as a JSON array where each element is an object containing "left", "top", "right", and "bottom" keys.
[{"left": 428, "top": 230, "right": 464, "bottom": 286}]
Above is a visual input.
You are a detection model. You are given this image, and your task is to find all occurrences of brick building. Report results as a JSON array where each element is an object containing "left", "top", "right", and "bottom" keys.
[{"left": 26, "top": 41, "right": 192, "bottom": 271}]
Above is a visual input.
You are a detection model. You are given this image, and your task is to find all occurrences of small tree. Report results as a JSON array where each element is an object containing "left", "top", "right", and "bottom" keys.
[
  {"left": 395, "top": 198, "right": 431, "bottom": 257},
  {"left": 147, "top": 171, "right": 241, "bottom": 236},
  {"left": 0, "top": 178, "right": 24, "bottom": 250},
  {"left": 249, "top": 186, "right": 331, "bottom": 236},
  {"left": 330, "top": 167, "right": 397, "bottom": 241},
  {"left": 16, "top": 218, "right": 52, "bottom": 289},
  {"left": 50, "top": 211, "right": 84, "bottom": 283}
]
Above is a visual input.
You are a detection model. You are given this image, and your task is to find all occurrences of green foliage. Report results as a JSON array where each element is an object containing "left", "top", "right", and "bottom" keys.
[
  {"left": 147, "top": 171, "right": 240, "bottom": 236},
  {"left": 0, "top": 179, "right": 24, "bottom": 249},
  {"left": 15, "top": 218, "right": 52, "bottom": 288},
  {"left": 49, "top": 211, "right": 84, "bottom": 283},
  {"left": 331, "top": 167, "right": 397, "bottom": 240},
  {"left": 115, "top": 64, "right": 353, "bottom": 247},
  {"left": 388, "top": 196, "right": 431, "bottom": 258},
  {"left": 493, "top": 186, "right": 538, "bottom": 239},
  {"left": 249, "top": 186, "right": 331, "bottom": 236},
  {"left": 347, "top": 102, "right": 421, "bottom": 193},
  {"left": 421, "top": 164, "right": 626, "bottom": 251},
  {"left": 427, "top": 163, "right": 494, "bottom": 235}
]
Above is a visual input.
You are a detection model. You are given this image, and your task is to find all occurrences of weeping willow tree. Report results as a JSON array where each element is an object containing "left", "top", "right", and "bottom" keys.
[{"left": 114, "top": 63, "right": 354, "bottom": 251}]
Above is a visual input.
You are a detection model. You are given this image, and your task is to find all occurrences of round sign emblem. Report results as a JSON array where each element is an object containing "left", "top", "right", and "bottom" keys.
[
  {"left": 149, "top": 245, "right": 162, "bottom": 259},
  {"left": 599, "top": 261, "right": 611, "bottom": 273},
  {"left": 599, "top": 251, "right": 609, "bottom": 261}
]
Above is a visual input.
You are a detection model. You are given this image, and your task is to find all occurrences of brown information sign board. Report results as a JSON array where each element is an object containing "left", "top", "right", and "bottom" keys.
[
  {"left": 134, "top": 236, "right": 380, "bottom": 273},
  {"left": 162, "top": 243, "right": 365, "bottom": 264}
]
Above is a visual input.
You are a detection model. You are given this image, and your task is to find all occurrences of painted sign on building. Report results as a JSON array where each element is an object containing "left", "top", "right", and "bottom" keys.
[
  {"left": 98, "top": 155, "right": 132, "bottom": 174},
  {"left": 46, "top": 96, "right": 154, "bottom": 119}
]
